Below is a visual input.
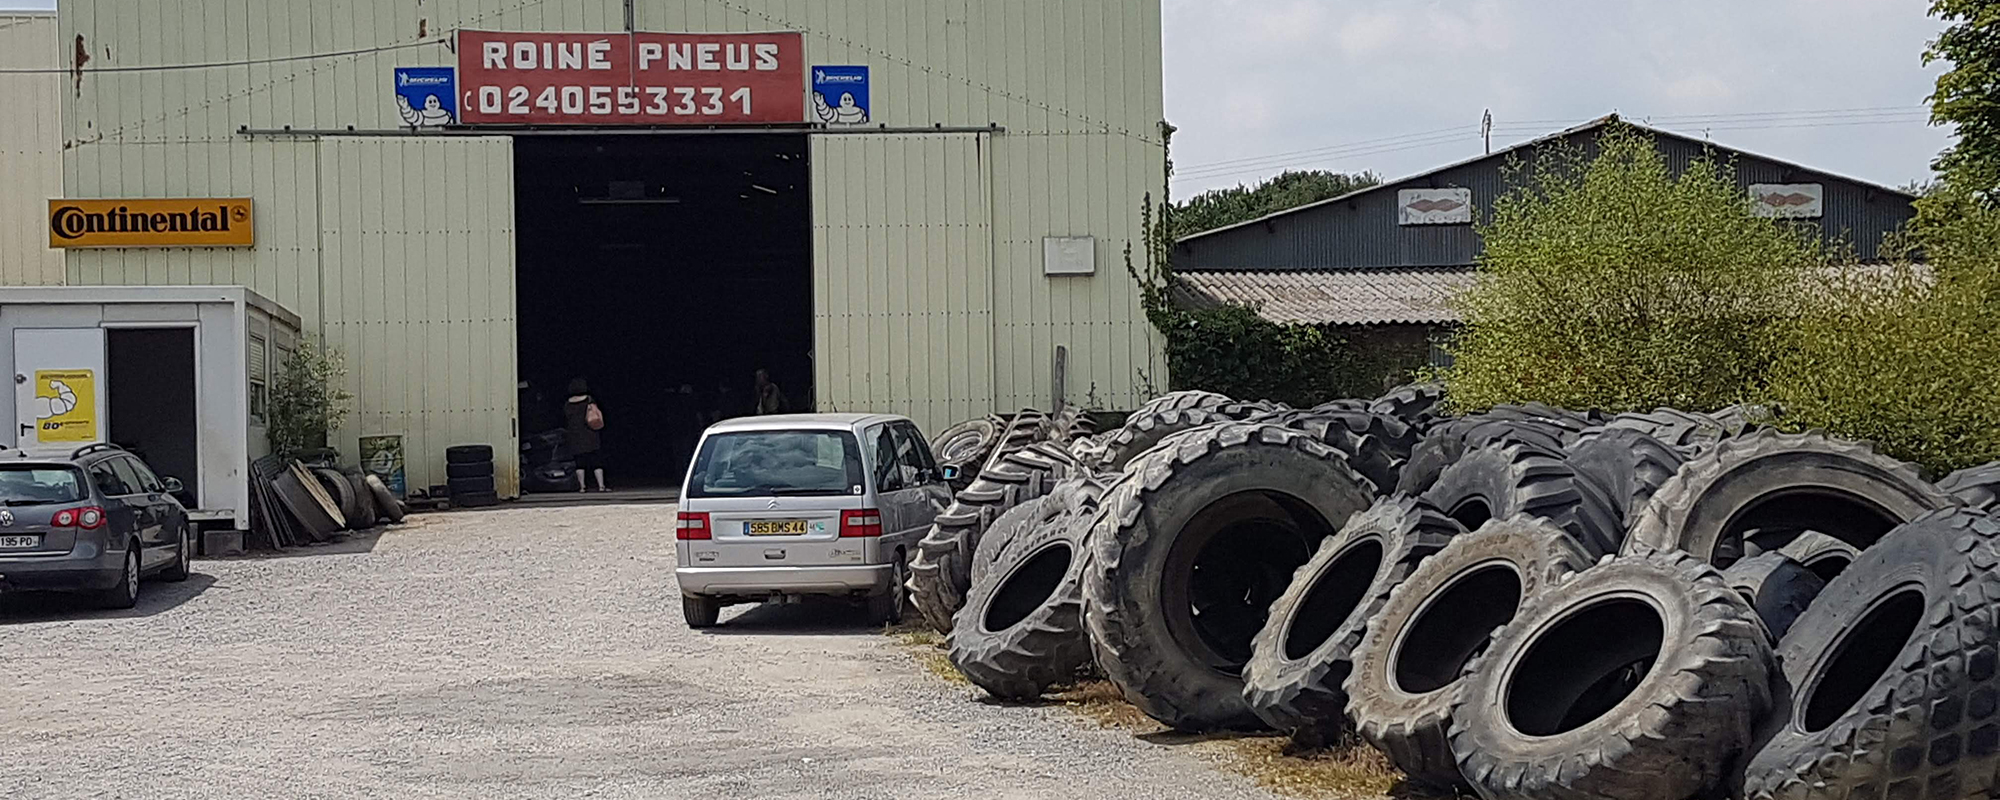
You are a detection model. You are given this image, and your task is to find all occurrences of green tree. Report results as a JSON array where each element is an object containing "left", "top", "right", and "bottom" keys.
[
  {"left": 1174, "top": 169, "right": 1381, "bottom": 239},
  {"left": 1444, "top": 124, "right": 1828, "bottom": 413},
  {"left": 268, "top": 337, "right": 354, "bottom": 458},
  {"left": 1925, "top": 0, "right": 2000, "bottom": 196}
]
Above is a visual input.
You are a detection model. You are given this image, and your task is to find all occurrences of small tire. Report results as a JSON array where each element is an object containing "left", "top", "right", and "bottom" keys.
[
  {"left": 1774, "top": 530, "right": 1861, "bottom": 584},
  {"left": 1242, "top": 495, "right": 1463, "bottom": 743},
  {"left": 1396, "top": 416, "right": 1574, "bottom": 496},
  {"left": 1937, "top": 459, "right": 2000, "bottom": 511},
  {"left": 1562, "top": 427, "right": 1688, "bottom": 525},
  {"left": 1275, "top": 409, "right": 1421, "bottom": 498},
  {"left": 1742, "top": 509, "right": 2000, "bottom": 800},
  {"left": 909, "top": 441, "right": 1078, "bottom": 634},
  {"left": 868, "top": 555, "right": 909, "bottom": 627},
  {"left": 312, "top": 468, "right": 367, "bottom": 531},
  {"left": 96, "top": 546, "right": 141, "bottom": 610},
  {"left": 1083, "top": 423, "right": 1377, "bottom": 732},
  {"left": 1369, "top": 383, "right": 1447, "bottom": 430},
  {"left": 446, "top": 461, "right": 495, "bottom": 480},
  {"left": 1420, "top": 440, "right": 1624, "bottom": 557},
  {"left": 364, "top": 475, "right": 406, "bottom": 524},
  {"left": 948, "top": 492, "right": 1097, "bottom": 700},
  {"left": 1722, "top": 553, "right": 1826, "bottom": 642},
  {"left": 931, "top": 416, "right": 1003, "bottom": 492},
  {"left": 445, "top": 444, "right": 494, "bottom": 464},
  {"left": 341, "top": 466, "right": 380, "bottom": 527},
  {"left": 454, "top": 490, "right": 500, "bottom": 509},
  {"left": 1343, "top": 515, "right": 1594, "bottom": 789},
  {"left": 1623, "top": 429, "right": 1953, "bottom": 565},
  {"left": 683, "top": 595, "right": 721, "bottom": 629},
  {"left": 449, "top": 476, "right": 497, "bottom": 496},
  {"left": 160, "top": 524, "right": 194, "bottom": 583},
  {"left": 1449, "top": 551, "right": 1775, "bottom": 800}
]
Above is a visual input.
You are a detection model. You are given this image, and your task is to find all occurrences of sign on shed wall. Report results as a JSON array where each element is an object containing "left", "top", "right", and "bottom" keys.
[
  {"left": 1750, "top": 183, "right": 1824, "bottom": 219},
  {"left": 48, "top": 199, "right": 254, "bottom": 248},
  {"left": 1397, "top": 188, "right": 1474, "bottom": 226},
  {"left": 456, "top": 30, "right": 805, "bottom": 125}
]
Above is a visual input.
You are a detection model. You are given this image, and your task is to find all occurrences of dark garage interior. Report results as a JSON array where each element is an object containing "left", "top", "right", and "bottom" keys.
[
  {"left": 514, "top": 134, "right": 814, "bottom": 488},
  {"left": 107, "top": 327, "right": 199, "bottom": 503}
]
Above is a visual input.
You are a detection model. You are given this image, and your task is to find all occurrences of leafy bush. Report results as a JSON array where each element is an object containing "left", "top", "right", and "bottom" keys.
[
  {"left": 269, "top": 337, "right": 354, "bottom": 458},
  {"left": 1444, "top": 124, "right": 1829, "bottom": 413}
]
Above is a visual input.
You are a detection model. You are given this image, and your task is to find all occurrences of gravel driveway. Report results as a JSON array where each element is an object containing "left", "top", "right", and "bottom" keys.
[{"left": 0, "top": 503, "right": 1282, "bottom": 799}]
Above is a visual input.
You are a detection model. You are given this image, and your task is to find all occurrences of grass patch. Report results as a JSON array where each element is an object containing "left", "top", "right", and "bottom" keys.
[{"left": 884, "top": 623, "right": 971, "bottom": 686}]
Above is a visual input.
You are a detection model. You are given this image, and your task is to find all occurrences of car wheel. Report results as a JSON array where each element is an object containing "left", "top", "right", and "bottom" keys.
[
  {"left": 97, "top": 546, "right": 140, "bottom": 610},
  {"left": 162, "top": 525, "right": 193, "bottom": 582},
  {"left": 870, "top": 557, "right": 909, "bottom": 626},
  {"left": 683, "top": 595, "right": 721, "bottom": 629}
]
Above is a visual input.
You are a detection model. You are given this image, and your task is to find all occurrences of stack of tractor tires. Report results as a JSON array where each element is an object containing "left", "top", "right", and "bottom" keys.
[{"left": 446, "top": 444, "right": 500, "bottom": 508}]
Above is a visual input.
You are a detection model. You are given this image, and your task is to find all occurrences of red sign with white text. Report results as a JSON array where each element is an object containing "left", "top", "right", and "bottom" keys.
[{"left": 457, "top": 30, "right": 805, "bottom": 125}]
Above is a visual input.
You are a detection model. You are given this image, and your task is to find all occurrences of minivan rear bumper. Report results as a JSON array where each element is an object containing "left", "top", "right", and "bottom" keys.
[{"left": 676, "top": 564, "right": 893, "bottom": 598}]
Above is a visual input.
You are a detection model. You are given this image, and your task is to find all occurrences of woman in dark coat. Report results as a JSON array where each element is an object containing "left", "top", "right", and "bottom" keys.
[{"left": 565, "top": 378, "right": 607, "bottom": 492}]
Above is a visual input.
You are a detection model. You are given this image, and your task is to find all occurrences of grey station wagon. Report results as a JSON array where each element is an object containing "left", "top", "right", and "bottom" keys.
[
  {"left": 675, "top": 414, "right": 950, "bottom": 628},
  {"left": 0, "top": 444, "right": 194, "bottom": 609}
]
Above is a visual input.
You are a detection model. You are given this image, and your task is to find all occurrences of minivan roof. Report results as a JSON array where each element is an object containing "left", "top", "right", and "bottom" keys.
[{"left": 705, "top": 413, "right": 908, "bottom": 435}]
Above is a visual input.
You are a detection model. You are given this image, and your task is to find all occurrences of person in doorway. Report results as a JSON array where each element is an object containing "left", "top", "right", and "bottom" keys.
[
  {"left": 754, "top": 369, "right": 788, "bottom": 416},
  {"left": 564, "top": 378, "right": 608, "bottom": 492}
]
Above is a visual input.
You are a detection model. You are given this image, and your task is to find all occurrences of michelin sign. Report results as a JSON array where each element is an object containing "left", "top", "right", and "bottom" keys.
[
  {"left": 811, "top": 65, "right": 870, "bottom": 125},
  {"left": 393, "top": 67, "right": 457, "bottom": 127}
]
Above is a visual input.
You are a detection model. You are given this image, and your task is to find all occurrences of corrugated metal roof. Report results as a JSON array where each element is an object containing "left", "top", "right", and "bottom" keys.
[{"left": 1174, "top": 268, "right": 1474, "bottom": 326}]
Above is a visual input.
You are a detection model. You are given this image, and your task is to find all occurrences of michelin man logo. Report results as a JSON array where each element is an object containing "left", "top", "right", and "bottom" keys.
[
  {"left": 35, "top": 379, "right": 77, "bottom": 421},
  {"left": 813, "top": 90, "right": 867, "bottom": 125},
  {"left": 397, "top": 92, "right": 454, "bottom": 127}
]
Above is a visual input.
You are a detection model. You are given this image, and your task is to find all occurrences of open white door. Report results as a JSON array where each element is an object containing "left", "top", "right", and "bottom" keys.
[{"left": 13, "top": 328, "right": 107, "bottom": 453}]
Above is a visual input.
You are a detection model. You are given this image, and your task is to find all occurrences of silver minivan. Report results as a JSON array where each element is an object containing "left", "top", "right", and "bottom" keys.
[{"left": 674, "top": 413, "right": 950, "bottom": 628}]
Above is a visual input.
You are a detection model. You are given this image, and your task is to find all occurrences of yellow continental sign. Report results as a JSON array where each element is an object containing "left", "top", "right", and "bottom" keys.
[
  {"left": 34, "top": 370, "right": 97, "bottom": 443},
  {"left": 48, "top": 198, "right": 254, "bottom": 248}
]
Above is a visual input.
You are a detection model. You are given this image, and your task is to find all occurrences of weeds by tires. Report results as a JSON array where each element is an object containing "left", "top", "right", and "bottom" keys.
[
  {"left": 1420, "top": 440, "right": 1624, "bottom": 557},
  {"left": 1242, "top": 495, "right": 1462, "bottom": 743},
  {"left": 1742, "top": 509, "right": 2000, "bottom": 800},
  {"left": 1450, "top": 551, "right": 1774, "bottom": 800},
  {"left": 1343, "top": 516, "right": 1593, "bottom": 789},
  {"left": 1084, "top": 423, "right": 1375, "bottom": 732},
  {"left": 1723, "top": 553, "right": 1826, "bottom": 642},
  {"left": 1623, "top": 429, "right": 1953, "bottom": 566},
  {"left": 909, "top": 441, "right": 1077, "bottom": 634},
  {"left": 948, "top": 487, "right": 1099, "bottom": 700}
]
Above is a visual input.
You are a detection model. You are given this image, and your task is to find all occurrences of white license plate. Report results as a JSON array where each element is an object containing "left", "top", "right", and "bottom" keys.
[{"left": 0, "top": 535, "right": 41, "bottom": 549}]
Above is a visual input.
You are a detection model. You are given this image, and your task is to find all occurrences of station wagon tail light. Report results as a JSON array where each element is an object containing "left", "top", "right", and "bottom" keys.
[
  {"left": 675, "top": 511, "right": 711, "bottom": 540},
  {"left": 52, "top": 506, "right": 106, "bottom": 530},
  {"left": 840, "top": 509, "right": 883, "bottom": 538}
]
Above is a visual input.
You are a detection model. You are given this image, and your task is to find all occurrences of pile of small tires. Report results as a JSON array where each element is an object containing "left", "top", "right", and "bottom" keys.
[
  {"left": 914, "top": 388, "right": 2000, "bottom": 800},
  {"left": 445, "top": 444, "right": 501, "bottom": 508}
]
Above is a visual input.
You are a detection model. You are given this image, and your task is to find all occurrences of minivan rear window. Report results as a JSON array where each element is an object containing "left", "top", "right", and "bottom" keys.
[
  {"left": 0, "top": 465, "right": 88, "bottom": 505},
  {"left": 685, "top": 430, "right": 866, "bottom": 499}
]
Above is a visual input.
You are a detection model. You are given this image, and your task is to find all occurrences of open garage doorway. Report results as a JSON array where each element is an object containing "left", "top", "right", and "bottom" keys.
[{"left": 515, "top": 134, "right": 813, "bottom": 490}]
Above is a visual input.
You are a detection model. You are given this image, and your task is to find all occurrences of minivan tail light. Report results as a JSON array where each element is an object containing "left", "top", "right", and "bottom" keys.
[
  {"left": 675, "top": 511, "right": 711, "bottom": 540},
  {"left": 52, "top": 506, "right": 106, "bottom": 530},
  {"left": 840, "top": 509, "right": 883, "bottom": 538}
]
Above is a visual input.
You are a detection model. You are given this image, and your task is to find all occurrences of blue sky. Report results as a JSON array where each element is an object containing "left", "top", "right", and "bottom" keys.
[{"left": 8, "top": 0, "right": 1955, "bottom": 196}]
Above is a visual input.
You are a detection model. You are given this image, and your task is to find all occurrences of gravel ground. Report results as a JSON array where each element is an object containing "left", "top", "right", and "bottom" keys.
[{"left": 0, "top": 503, "right": 1283, "bottom": 800}]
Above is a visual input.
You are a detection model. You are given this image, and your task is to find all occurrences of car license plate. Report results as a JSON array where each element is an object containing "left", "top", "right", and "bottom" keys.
[
  {"left": 746, "top": 520, "right": 807, "bottom": 536},
  {"left": 0, "top": 535, "right": 40, "bottom": 549}
]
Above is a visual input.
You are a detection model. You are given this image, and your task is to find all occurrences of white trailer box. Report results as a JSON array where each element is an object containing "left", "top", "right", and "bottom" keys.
[{"left": 0, "top": 286, "right": 302, "bottom": 532}]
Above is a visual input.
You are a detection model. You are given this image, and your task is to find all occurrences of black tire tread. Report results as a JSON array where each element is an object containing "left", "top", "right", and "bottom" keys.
[
  {"left": 1421, "top": 439, "right": 1625, "bottom": 557},
  {"left": 947, "top": 480, "right": 1103, "bottom": 699},
  {"left": 1937, "top": 459, "right": 2000, "bottom": 511},
  {"left": 1562, "top": 427, "right": 1688, "bottom": 524},
  {"left": 1721, "top": 552, "right": 1826, "bottom": 643},
  {"left": 908, "top": 440, "right": 1077, "bottom": 634}
]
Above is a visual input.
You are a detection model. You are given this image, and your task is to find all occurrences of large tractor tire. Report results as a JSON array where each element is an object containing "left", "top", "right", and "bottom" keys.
[
  {"left": 1420, "top": 440, "right": 1624, "bottom": 557},
  {"left": 1083, "top": 423, "right": 1375, "bottom": 732},
  {"left": 1278, "top": 410, "right": 1421, "bottom": 498},
  {"left": 1343, "top": 516, "right": 1594, "bottom": 789},
  {"left": 1742, "top": 510, "right": 2000, "bottom": 800},
  {"left": 1562, "top": 427, "right": 1687, "bottom": 526},
  {"left": 1450, "top": 551, "right": 1774, "bottom": 800},
  {"left": 1369, "top": 383, "right": 1447, "bottom": 431},
  {"left": 1092, "top": 399, "right": 1275, "bottom": 473},
  {"left": 931, "top": 415, "right": 1004, "bottom": 493},
  {"left": 1937, "top": 460, "right": 2000, "bottom": 512},
  {"left": 1241, "top": 495, "right": 1462, "bottom": 744},
  {"left": 1396, "top": 415, "right": 1575, "bottom": 497},
  {"left": 1623, "top": 429, "right": 1954, "bottom": 566},
  {"left": 1590, "top": 407, "right": 1735, "bottom": 454},
  {"left": 947, "top": 482, "right": 1101, "bottom": 700},
  {"left": 908, "top": 441, "right": 1076, "bottom": 634},
  {"left": 1722, "top": 553, "right": 1826, "bottom": 643}
]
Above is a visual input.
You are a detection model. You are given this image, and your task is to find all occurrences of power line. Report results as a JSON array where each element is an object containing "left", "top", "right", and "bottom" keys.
[{"left": 0, "top": 38, "right": 449, "bottom": 74}]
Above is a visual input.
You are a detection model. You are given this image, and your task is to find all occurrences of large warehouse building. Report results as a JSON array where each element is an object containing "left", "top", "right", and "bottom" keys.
[{"left": 7, "top": 1, "right": 1168, "bottom": 495}]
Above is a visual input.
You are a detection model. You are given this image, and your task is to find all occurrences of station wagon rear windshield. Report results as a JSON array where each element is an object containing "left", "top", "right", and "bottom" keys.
[
  {"left": 0, "top": 465, "right": 88, "bottom": 505},
  {"left": 685, "top": 430, "right": 866, "bottom": 499}
]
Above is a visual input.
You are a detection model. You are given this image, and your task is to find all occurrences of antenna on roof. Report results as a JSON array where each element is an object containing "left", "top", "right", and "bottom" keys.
[{"left": 1482, "top": 109, "right": 1492, "bottom": 155}]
